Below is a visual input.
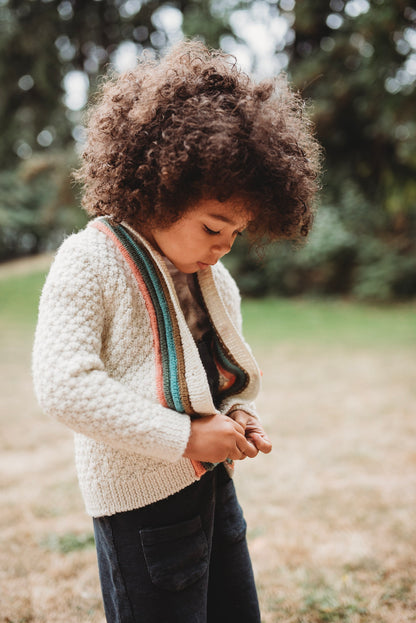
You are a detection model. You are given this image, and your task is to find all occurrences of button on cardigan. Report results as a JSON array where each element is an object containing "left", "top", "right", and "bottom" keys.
[{"left": 32, "top": 219, "right": 261, "bottom": 517}]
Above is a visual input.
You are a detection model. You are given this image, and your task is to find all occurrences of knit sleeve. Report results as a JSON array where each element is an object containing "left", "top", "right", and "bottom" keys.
[{"left": 32, "top": 230, "right": 191, "bottom": 463}]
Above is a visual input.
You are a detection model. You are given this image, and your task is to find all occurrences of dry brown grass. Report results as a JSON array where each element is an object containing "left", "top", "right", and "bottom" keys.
[
  {"left": 0, "top": 333, "right": 104, "bottom": 622},
  {"left": 0, "top": 269, "right": 415, "bottom": 622},
  {"left": 236, "top": 343, "right": 416, "bottom": 623}
]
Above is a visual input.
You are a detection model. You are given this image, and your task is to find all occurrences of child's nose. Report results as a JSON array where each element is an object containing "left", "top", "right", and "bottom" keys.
[{"left": 212, "top": 239, "right": 233, "bottom": 257}]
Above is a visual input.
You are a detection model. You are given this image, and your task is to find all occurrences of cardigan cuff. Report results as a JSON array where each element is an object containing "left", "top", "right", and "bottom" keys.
[{"left": 225, "top": 401, "right": 259, "bottom": 420}]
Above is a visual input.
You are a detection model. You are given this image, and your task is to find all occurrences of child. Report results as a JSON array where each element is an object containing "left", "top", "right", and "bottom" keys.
[{"left": 33, "top": 40, "right": 320, "bottom": 623}]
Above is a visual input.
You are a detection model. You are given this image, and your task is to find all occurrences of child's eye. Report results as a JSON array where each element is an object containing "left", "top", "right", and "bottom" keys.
[{"left": 203, "top": 225, "right": 220, "bottom": 235}]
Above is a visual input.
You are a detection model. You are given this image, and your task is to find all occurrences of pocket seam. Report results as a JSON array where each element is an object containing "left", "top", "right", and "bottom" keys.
[{"left": 140, "top": 515, "right": 209, "bottom": 592}]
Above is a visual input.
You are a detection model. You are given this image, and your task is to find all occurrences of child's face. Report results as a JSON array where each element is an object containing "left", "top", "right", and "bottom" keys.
[{"left": 146, "top": 198, "right": 250, "bottom": 273}]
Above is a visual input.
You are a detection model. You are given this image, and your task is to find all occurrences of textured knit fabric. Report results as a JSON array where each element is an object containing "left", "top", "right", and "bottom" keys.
[{"left": 32, "top": 218, "right": 261, "bottom": 517}]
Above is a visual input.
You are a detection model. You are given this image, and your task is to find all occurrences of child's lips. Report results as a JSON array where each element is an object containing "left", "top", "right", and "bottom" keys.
[{"left": 197, "top": 261, "right": 214, "bottom": 270}]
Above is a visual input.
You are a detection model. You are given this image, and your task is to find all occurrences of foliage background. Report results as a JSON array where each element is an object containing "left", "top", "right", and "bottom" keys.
[{"left": 1, "top": 0, "right": 415, "bottom": 300}]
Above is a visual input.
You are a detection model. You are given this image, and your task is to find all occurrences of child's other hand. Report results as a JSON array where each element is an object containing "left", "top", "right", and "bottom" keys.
[
  {"left": 183, "top": 413, "right": 258, "bottom": 463},
  {"left": 229, "top": 410, "right": 272, "bottom": 455}
]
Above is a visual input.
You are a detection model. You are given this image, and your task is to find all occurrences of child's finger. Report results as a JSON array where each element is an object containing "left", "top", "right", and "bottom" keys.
[
  {"left": 250, "top": 433, "right": 272, "bottom": 454},
  {"left": 229, "top": 409, "right": 250, "bottom": 428},
  {"left": 237, "top": 436, "right": 258, "bottom": 458}
]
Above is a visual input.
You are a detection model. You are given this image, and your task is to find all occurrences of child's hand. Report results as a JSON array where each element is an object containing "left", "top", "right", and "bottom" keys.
[
  {"left": 229, "top": 410, "right": 272, "bottom": 455},
  {"left": 183, "top": 413, "right": 258, "bottom": 463}
]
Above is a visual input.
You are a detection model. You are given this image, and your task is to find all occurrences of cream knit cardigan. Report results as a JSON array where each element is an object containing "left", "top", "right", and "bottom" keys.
[{"left": 33, "top": 221, "right": 261, "bottom": 517}]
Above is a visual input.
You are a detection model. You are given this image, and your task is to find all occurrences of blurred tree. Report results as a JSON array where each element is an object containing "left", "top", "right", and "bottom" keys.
[
  {"left": 289, "top": 0, "right": 416, "bottom": 231},
  {"left": 3, "top": 0, "right": 414, "bottom": 207},
  {"left": 0, "top": 150, "right": 87, "bottom": 260},
  {"left": 0, "top": 0, "right": 230, "bottom": 170},
  {"left": 1, "top": 0, "right": 415, "bottom": 298}
]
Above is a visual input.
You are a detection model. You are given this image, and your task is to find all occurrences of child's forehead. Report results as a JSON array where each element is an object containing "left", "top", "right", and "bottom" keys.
[{"left": 187, "top": 197, "right": 252, "bottom": 228}]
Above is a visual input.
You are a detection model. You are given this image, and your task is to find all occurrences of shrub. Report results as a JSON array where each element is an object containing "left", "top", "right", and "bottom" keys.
[
  {"left": 0, "top": 152, "right": 86, "bottom": 262},
  {"left": 225, "top": 183, "right": 415, "bottom": 301}
]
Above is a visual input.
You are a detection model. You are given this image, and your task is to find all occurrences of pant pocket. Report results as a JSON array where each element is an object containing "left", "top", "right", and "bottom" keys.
[{"left": 140, "top": 515, "right": 209, "bottom": 592}]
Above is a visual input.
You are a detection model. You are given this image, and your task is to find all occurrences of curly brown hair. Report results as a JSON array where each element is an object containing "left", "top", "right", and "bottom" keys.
[{"left": 75, "top": 40, "right": 321, "bottom": 241}]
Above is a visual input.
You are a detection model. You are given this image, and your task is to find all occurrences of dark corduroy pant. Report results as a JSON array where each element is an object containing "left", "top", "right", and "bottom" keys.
[{"left": 93, "top": 464, "right": 261, "bottom": 623}]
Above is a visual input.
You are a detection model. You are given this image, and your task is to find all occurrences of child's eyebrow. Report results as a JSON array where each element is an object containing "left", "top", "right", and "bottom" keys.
[{"left": 206, "top": 213, "right": 245, "bottom": 228}]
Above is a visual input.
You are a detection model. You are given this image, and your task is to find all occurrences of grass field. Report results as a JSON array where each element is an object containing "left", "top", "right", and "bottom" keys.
[{"left": 0, "top": 257, "right": 415, "bottom": 622}]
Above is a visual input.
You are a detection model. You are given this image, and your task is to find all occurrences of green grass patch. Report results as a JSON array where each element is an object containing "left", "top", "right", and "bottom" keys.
[
  {"left": 40, "top": 531, "right": 95, "bottom": 554},
  {"left": 0, "top": 271, "right": 46, "bottom": 332},
  {"left": 242, "top": 297, "right": 416, "bottom": 348},
  {"left": 301, "top": 593, "right": 368, "bottom": 622},
  {"left": 297, "top": 574, "right": 369, "bottom": 622},
  {"left": 0, "top": 268, "right": 415, "bottom": 349}
]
